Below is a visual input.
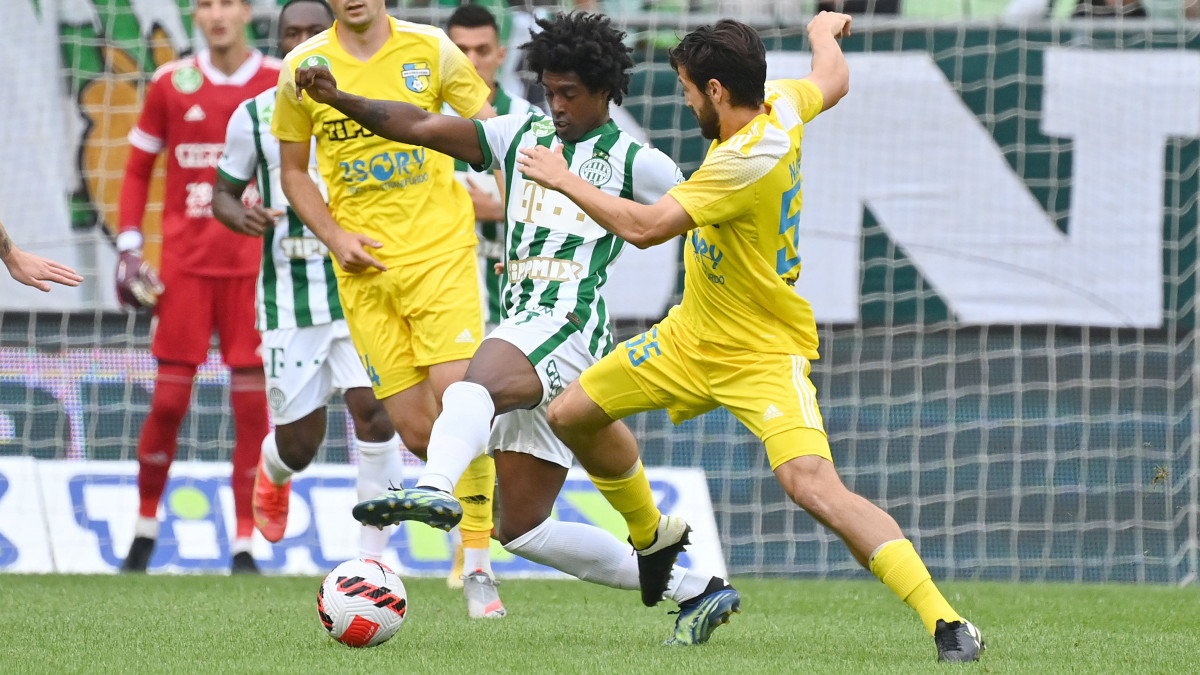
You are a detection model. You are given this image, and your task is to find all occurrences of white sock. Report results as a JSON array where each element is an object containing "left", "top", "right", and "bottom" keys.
[
  {"left": 259, "top": 432, "right": 294, "bottom": 486},
  {"left": 463, "top": 546, "right": 493, "bottom": 576},
  {"left": 230, "top": 536, "right": 253, "bottom": 556},
  {"left": 503, "top": 519, "right": 639, "bottom": 590},
  {"left": 665, "top": 564, "right": 715, "bottom": 604},
  {"left": 356, "top": 434, "right": 404, "bottom": 558},
  {"left": 134, "top": 516, "right": 159, "bottom": 539},
  {"left": 417, "top": 382, "right": 494, "bottom": 494}
]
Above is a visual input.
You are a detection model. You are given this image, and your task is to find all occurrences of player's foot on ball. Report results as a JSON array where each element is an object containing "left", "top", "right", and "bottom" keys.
[
  {"left": 664, "top": 581, "right": 741, "bottom": 646},
  {"left": 120, "top": 535, "right": 155, "bottom": 573},
  {"left": 462, "top": 569, "right": 506, "bottom": 619},
  {"left": 934, "top": 618, "right": 985, "bottom": 662},
  {"left": 352, "top": 487, "right": 463, "bottom": 532},
  {"left": 231, "top": 551, "right": 260, "bottom": 575},
  {"left": 253, "top": 459, "right": 291, "bottom": 543},
  {"left": 634, "top": 515, "right": 691, "bottom": 607}
]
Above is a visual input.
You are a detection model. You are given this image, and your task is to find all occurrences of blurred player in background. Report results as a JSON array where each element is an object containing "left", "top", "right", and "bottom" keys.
[
  {"left": 212, "top": 0, "right": 403, "bottom": 562},
  {"left": 273, "top": 0, "right": 504, "bottom": 618},
  {"left": 519, "top": 13, "right": 986, "bottom": 662},
  {"left": 0, "top": 216, "right": 83, "bottom": 291},
  {"left": 115, "top": 0, "right": 279, "bottom": 574},
  {"left": 440, "top": 2, "right": 540, "bottom": 589},
  {"left": 300, "top": 11, "right": 740, "bottom": 645}
]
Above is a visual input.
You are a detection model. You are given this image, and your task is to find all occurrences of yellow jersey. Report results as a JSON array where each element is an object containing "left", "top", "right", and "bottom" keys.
[
  {"left": 668, "top": 79, "right": 824, "bottom": 358},
  {"left": 272, "top": 17, "right": 490, "bottom": 272}
]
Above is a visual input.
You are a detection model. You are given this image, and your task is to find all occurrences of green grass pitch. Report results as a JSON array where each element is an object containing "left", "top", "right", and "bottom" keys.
[{"left": 2, "top": 575, "right": 1196, "bottom": 673}]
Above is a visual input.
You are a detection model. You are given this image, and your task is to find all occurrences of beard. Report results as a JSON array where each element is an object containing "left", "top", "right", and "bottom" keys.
[{"left": 693, "top": 97, "right": 720, "bottom": 140}]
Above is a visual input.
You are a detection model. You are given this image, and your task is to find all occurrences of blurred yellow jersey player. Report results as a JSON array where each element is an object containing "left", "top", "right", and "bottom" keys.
[
  {"left": 274, "top": 0, "right": 506, "bottom": 620},
  {"left": 520, "top": 14, "right": 985, "bottom": 662}
]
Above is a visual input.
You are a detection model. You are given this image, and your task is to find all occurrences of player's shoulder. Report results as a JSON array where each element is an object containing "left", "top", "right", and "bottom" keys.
[
  {"left": 148, "top": 55, "right": 199, "bottom": 83},
  {"left": 259, "top": 55, "right": 284, "bottom": 74},
  {"left": 391, "top": 17, "right": 447, "bottom": 38},
  {"left": 284, "top": 29, "right": 336, "bottom": 69}
]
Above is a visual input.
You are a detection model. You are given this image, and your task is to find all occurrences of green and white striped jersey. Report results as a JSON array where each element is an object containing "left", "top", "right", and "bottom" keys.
[
  {"left": 472, "top": 112, "right": 682, "bottom": 355},
  {"left": 446, "top": 86, "right": 540, "bottom": 325},
  {"left": 217, "top": 86, "right": 343, "bottom": 331}
]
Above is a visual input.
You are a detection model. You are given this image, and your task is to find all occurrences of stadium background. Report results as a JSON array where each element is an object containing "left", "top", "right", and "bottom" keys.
[{"left": 1, "top": 1, "right": 1198, "bottom": 585}]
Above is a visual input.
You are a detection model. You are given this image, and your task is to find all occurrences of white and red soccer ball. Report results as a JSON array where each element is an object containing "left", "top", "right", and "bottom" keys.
[{"left": 317, "top": 558, "right": 408, "bottom": 647}]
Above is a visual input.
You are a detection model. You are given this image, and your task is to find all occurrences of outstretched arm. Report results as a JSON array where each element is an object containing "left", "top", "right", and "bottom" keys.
[
  {"left": 517, "top": 146, "right": 694, "bottom": 249},
  {"left": 295, "top": 65, "right": 486, "bottom": 165},
  {"left": 803, "top": 11, "right": 851, "bottom": 112}
]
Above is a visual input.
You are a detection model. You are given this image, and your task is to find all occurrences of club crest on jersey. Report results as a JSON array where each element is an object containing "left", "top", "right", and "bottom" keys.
[
  {"left": 300, "top": 54, "right": 331, "bottom": 71},
  {"left": 258, "top": 101, "right": 274, "bottom": 126},
  {"left": 402, "top": 62, "right": 431, "bottom": 93},
  {"left": 579, "top": 158, "right": 612, "bottom": 187},
  {"left": 172, "top": 66, "right": 203, "bottom": 94},
  {"left": 531, "top": 119, "right": 556, "bottom": 137}
]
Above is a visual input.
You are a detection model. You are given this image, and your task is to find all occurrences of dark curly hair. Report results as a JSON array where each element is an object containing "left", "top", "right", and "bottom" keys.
[{"left": 521, "top": 12, "right": 633, "bottom": 105}]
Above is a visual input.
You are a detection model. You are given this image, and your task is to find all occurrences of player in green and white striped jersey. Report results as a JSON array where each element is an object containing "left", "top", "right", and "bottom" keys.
[
  {"left": 294, "top": 11, "right": 739, "bottom": 643},
  {"left": 212, "top": 0, "right": 403, "bottom": 561},
  {"left": 444, "top": 4, "right": 541, "bottom": 329}
]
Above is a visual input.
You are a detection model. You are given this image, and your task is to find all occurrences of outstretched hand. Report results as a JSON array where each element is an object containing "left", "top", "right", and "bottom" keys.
[
  {"left": 4, "top": 248, "right": 83, "bottom": 292},
  {"left": 808, "top": 11, "right": 851, "bottom": 39},
  {"left": 516, "top": 145, "right": 571, "bottom": 191},
  {"left": 295, "top": 65, "right": 341, "bottom": 105}
]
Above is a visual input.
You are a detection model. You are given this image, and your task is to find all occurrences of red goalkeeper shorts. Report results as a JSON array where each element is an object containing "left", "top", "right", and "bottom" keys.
[{"left": 151, "top": 270, "right": 261, "bottom": 369}]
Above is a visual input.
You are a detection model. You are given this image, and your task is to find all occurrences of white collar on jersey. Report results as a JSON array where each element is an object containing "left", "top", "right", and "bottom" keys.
[{"left": 195, "top": 48, "right": 264, "bottom": 87}]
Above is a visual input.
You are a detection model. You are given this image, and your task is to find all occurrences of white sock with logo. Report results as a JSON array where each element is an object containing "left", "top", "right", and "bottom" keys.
[
  {"left": 259, "top": 432, "right": 294, "bottom": 486},
  {"left": 417, "top": 382, "right": 494, "bottom": 494},
  {"left": 356, "top": 434, "right": 404, "bottom": 559}
]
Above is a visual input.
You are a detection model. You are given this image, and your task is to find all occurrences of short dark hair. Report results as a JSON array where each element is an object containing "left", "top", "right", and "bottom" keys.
[
  {"left": 669, "top": 19, "right": 766, "bottom": 108},
  {"left": 277, "top": 0, "right": 333, "bottom": 38},
  {"left": 521, "top": 12, "right": 633, "bottom": 105},
  {"left": 447, "top": 4, "right": 499, "bottom": 34}
]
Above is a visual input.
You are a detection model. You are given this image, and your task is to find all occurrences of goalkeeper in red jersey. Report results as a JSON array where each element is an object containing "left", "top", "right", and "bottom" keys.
[{"left": 115, "top": 0, "right": 280, "bottom": 574}]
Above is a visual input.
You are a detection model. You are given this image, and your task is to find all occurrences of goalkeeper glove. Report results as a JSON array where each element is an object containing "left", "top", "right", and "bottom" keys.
[{"left": 114, "top": 232, "right": 163, "bottom": 309}]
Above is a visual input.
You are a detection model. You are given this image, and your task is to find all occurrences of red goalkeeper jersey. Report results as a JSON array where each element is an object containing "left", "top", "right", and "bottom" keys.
[{"left": 126, "top": 49, "right": 280, "bottom": 277}]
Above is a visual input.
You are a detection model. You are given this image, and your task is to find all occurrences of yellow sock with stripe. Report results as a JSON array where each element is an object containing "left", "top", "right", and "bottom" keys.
[
  {"left": 455, "top": 454, "right": 496, "bottom": 575},
  {"left": 454, "top": 454, "right": 495, "bottom": 534},
  {"left": 589, "top": 460, "right": 660, "bottom": 549},
  {"left": 869, "top": 539, "right": 961, "bottom": 635}
]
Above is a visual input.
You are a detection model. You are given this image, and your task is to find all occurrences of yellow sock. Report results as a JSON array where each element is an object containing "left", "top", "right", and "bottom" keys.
[
  {"left": 869, "top": 539, "right": 961, "bottom": 635},
  {"left": 455, "top": 454, "right": 495, "bottom": 535},
  {"left": 589, "top": 461, "right": 660, "bottom": 549},
  {"left": 460, "top": 527, "right": 490, "bottom": 549}
]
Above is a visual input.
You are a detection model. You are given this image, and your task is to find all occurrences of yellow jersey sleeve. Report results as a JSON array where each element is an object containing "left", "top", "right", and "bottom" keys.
[
  {"left": 669, "top": 144, "right": 775, "bottom": 229},
  {"left": 767, "top": 78, "right": 824, "bottom": 124},
  {"left": 271, "top": 61, "right": 312, "bottom": 143},
  {"left": 437, "top": 30, "right": 490, "bottom": 118}
]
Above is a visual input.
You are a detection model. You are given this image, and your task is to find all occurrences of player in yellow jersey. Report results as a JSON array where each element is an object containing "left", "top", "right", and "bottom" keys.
[
  {"left": 518, "top": 13, "right": 985, "bottom": 662},
  {"left": 272, "top": 0, "right": 504, "bottom": 619}
]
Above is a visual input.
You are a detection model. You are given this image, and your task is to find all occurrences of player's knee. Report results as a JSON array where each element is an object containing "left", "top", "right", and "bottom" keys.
[
  {"left": 495, "top": 509, "right": 551, "bottom": 546},
  {"left": 354, "top": 406, "right": 395, "bottom": 443},
  {"left": 545, "top": 396, "right": 576, "bottom": 438},
  {"left": 777, "top": 457, "right": 842, "bottom": 517}
]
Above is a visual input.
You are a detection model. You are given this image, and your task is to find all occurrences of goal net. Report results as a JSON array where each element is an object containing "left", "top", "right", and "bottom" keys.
[{"left": 1, "top": 1, "right": 1197, "bottom": 583}]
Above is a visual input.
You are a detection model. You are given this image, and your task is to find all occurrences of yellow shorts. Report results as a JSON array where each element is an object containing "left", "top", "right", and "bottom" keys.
[
  {"left": 337, "top": 246, "right": 483, "bottom": 398},
  {"left": 579, "top": 313, "right": 831, "bottom": 470}
]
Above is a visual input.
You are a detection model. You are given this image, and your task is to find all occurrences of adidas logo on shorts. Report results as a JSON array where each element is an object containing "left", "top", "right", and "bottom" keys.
[
  {"left": 455, "top": 329, "right": 475, "bottom": 344},
  {"left": 763, "top": 404, "right": 783, "bottom": 422}
]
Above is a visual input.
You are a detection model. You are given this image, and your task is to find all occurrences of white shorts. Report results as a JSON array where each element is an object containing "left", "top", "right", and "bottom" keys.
[
  {"left": 485, "top": 310, "right": 600, "bottom": 469},
  {"left": 260, "top": 320, "right": 373, "bottom": 426}
]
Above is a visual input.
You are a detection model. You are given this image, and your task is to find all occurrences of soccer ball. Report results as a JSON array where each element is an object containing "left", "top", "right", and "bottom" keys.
[{"left": 317, "top": 558, "right": 408, "bottom": 647}]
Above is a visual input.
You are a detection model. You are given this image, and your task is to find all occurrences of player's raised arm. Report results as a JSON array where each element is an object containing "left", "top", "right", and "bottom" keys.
[
  {"left": 802, "top": 11, "right": 851, "bottom": 112},
  {"left": 295, "top": 65, "right": 488, "bottom": 165},
  {"left": 517, "top": 145, "right": 695, "bottom": 249}
]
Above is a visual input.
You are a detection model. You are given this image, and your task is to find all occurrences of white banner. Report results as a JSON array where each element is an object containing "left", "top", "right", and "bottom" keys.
[{"left": 4, "top": 460, "right": 727, "bottom": 579}]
